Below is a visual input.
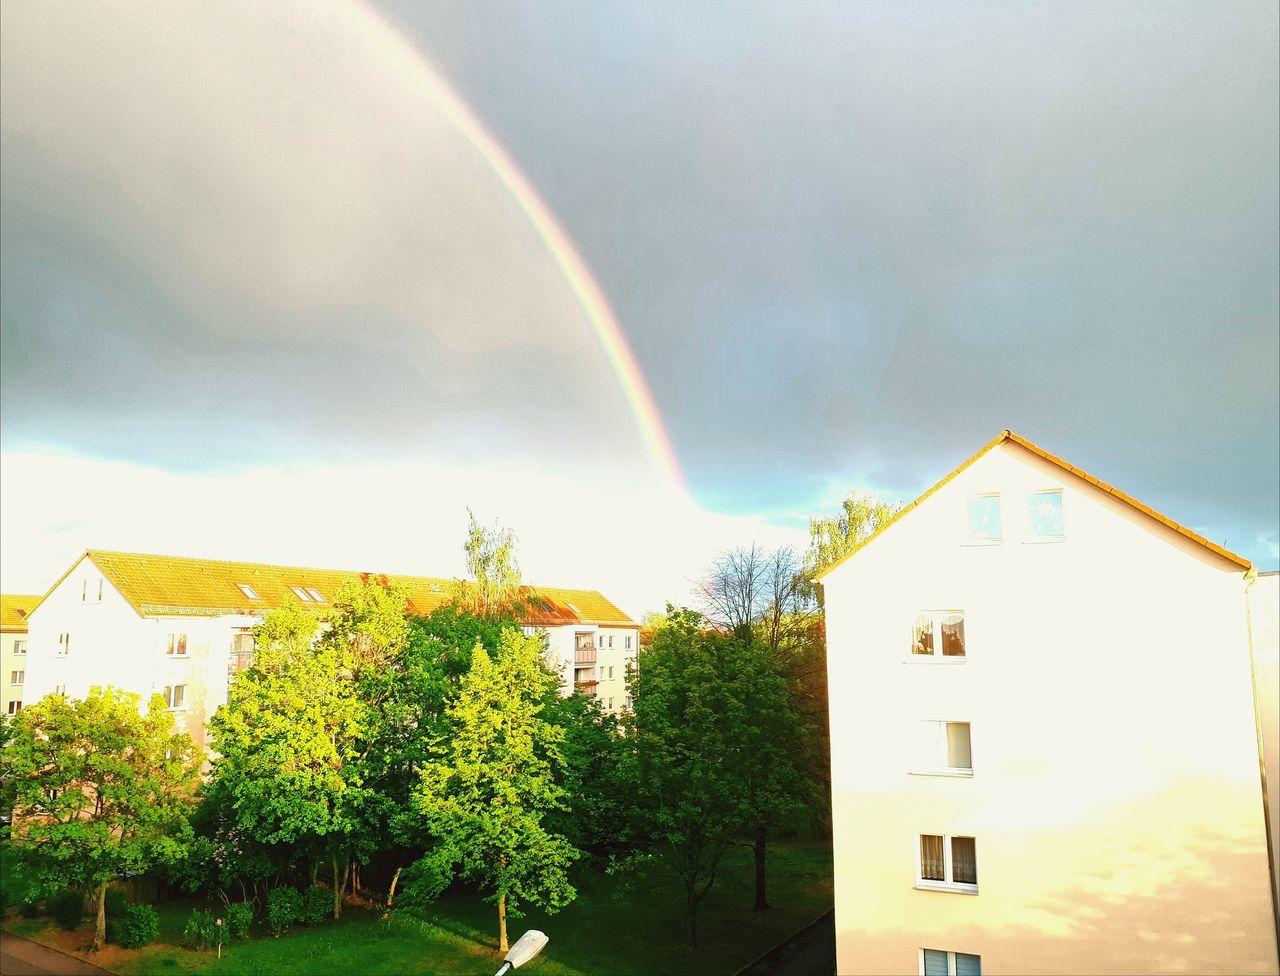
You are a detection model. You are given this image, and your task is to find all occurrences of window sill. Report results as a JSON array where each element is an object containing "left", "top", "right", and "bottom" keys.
[
  {"left": 904, "top": 657, "right": 967, "bottom": 665},
  {"left": 908, "top": 769, "right": 973, "bottom": 778},
  {"left": 1022, "top": 537, "right": 1066, "bottom": 544},
  {"left": 914, "top": 882, "right": 979, "bottom": 895},
  {"left": 960, "top": 540, "right": 1002, "bottom": 547}
]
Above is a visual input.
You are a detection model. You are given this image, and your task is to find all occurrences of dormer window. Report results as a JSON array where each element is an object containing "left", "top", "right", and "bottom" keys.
[
  {"left": 237, "top": 583, "right": 261, "bottom": 600},
  {"left": 1028, "top": 490, "right": 1065, "bottom": 539},
  {"left": 966, "top": 495, "right": 1001, "bottom": 542}
]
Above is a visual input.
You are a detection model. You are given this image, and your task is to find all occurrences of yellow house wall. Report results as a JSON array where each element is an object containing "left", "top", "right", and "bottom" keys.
[{"left": 823, "top": 442, "right": 1278, "bottom": 975}]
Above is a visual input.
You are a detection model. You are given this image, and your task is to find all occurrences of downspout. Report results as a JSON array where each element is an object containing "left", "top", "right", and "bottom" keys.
[{"left": 1244, "top": 566, "right": 1280, "bottom": 960}]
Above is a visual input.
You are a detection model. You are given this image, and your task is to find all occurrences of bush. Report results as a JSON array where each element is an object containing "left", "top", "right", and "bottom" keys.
[
  {"left": 50, "top": 889, "right": 85, "bottom": 930},
  {"left": 266, "top": 886, "right": 302, "bottom": 938},
  {"left": 20, "top": 899, "right": 42, "bottom": 918},
  {"left": 183, "top": 908, "right": 217, "bottom": 950},
  {"left": 104, "top": 887, "right": 129, "bottom": 918},
  {"left": 225, "top": 900, "right": 254, "bottom": 941},
  {"left": 118, "top": 905, "right": 159, "bottom": 949},
  {"left": 301, "top": 885, "right": 330, "bottom": 926}
]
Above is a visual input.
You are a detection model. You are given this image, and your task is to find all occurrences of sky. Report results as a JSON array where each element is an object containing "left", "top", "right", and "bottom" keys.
[{"left": 1, "top": 0, "right": 1277, "bottom": 617}]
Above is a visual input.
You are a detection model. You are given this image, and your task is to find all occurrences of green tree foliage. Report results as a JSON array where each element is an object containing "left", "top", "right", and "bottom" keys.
[
  {"left": 5, "top": 687, "right": 200, "bottom": 950},
  {"left": 408, "top": 630, "right": 580, "bottom": 953},
  {"left": 207, "top": 598, "right": 370, "bottom": 920},
  {"left": 805, "top": 490, "right": 903, "bottom": 579},
  {"left": 539, "top": 691, "right": 629, "bottom": 858},
  {"left": 620, "top": 607, "right": 800, "bottom": 945},
  {"left": 118, "top": 904, "right": 160, "bottom": 948},
  {"left": 451, "top": 509, "right": 522, "bottom": 619}
]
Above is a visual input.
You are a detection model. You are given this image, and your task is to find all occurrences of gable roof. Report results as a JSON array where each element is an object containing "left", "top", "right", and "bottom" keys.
[
  {"left": 0, "top": 594, "right": 40, "bottom": 631},
  {"left": 36, "top": 550, "right": 636, "bottom": 627},
  {"left": 815, "top": 429, "right": 1251, "bottom": 580}
]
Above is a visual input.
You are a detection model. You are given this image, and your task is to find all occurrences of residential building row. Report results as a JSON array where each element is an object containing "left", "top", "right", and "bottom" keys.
[
  {"left": 1, "top": 594, "right": 38, "bottom": 718},
  {"left": 8, "top": 550, "right": 639, "bottom": 749},
  {"left": 819, "top": 430, "right": 1280, "bottom": 976}
]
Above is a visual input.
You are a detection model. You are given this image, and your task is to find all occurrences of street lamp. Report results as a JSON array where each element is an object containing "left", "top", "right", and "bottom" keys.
[{"left": 494, "top": 929, "right": 548, "bottom": 976}]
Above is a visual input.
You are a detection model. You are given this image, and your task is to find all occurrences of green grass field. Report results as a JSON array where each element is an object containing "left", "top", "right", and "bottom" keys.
[{"left": 2, "top": 841, "right": 832, "bottom": 976}]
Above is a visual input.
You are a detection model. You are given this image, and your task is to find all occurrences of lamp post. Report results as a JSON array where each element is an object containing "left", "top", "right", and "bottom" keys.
[{"left": 494, "top": 930, "right": 548, "bottom": 976}]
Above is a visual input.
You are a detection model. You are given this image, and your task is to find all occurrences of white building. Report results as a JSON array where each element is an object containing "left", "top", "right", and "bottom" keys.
[
  {"left": 818, "top": 429, "right": 1279, "bottom": 976},
  {"left": 1, "top": 594, "right": 38, "bottom": 717},
  {"left": 22, "top": 550, "right": 639, "bottom": 749}
]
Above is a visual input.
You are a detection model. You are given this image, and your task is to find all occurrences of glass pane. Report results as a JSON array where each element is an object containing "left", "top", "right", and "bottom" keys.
[
  {"left": 920, "top": 835, "right": 945, "bottom": 881},
  {"left": 947, "top": 723, "right": 972, "bottom": 769},
  {"left": 967, "top": 495, "right": 1001, "bottom": 540},
  {"left": 912, "top": 615, "right": 935, "bottom": 656},
  {"left": 956, "top": 953, "right": 982, "bottom": 976},
  {"left": 922, "top": 949, "right": 950, "bottom": 976},
  {"left": 1029, "top": 490, "right": 1064, "bottom": 537},
  {"left": 951, "top": 837, "right": 977, "bottom": 884},
  {"left": 941, "top": 614, "right": 965, "bottom": 656}
]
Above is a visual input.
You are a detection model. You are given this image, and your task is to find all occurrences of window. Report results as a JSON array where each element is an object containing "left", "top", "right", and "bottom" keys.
[
  {"left": 922, "top": 949, "right": 981, "bottom": 976},
  {"left": 608, "top": 634, "right": 614, "bottom": 648},
  {"left": 54, "top": 684, "right": 66, "bottom": 696},
  {"left": 10, "top": 670, "right": 24, "bottom": 686},
  {"left": 911, "top": 612, "right": 965, "bottom": 658},
  {"left": 607, "top": 698, "right": 614, "bottom": 710},
  {"left": 966, "top": 494, "right": 1001, "bottom": 542},
  {"left": 305, "top": 588, "right": 325, "bottom": 603},
  {"left": 609, "top": 666, "right": 615, "bottom": 680},
  {"left": 57, "top": 633, "right": 70, "bottom": 656},
  {"left": 167, "top": 634, "right": 188, "bottom": 657},
  {"left": 163, "top": 684, "right": 186, "bottom": 710},
  {"left": 81, "top": 578, "right": 103, "bottom": 603},
  {"left": 914, "top": 722, "right": 972, "bottom": 775},
  {"left": 1028, "top": 490, "right": 1064, "bottom": 539},
  {"left": 13, "top": 639, "right": 26, "bottom": 656},
  {"left": 290, "top": 586, "right": 313, "bottom": 602},
  {"left": 7, "top": 700, "right": 20, "bottom": 715},
  {"left": 598, "top": 634, "right": 604, "bottom": 647},
  {"left": 229, "top": 633, "right": 255, "bottom": 675},
  {"left": 236, "top": 583, "right": 261, "bottom": 600},
  {"left": 98, "top": 578, "right": 104, "bottom": 602},
  {"left": 625, "top": 635, "right": 633, "bottom": 650},
  {"left": 917, "top": 835, "right": 978, "bottom": 892}
]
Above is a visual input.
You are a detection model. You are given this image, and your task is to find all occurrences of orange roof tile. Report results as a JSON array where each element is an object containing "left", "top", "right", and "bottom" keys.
[
  {"left": 45, "top": 551, "right": 637, "bottom": 626},
  {"left": 0, "top": 594, "right": 40, "bottom": 631},
  {"left": 814, "top": 429, "right": 1251, "bottom": 580}
]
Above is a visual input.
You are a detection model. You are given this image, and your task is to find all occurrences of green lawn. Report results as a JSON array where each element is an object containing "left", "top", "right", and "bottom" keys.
[{"left": 2, "top": 841, "right": 832, "bottom": 976}]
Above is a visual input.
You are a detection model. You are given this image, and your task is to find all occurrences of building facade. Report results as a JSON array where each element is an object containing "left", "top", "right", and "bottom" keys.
[
  {"left": 819, "top": 430, "right": 1279, "bottom": 976},
  {"left": 1, "top": 594, "right": 38, "bottom": 717},
  {"left": 21, "top": 551, "right": 639, "bottom": 749}
]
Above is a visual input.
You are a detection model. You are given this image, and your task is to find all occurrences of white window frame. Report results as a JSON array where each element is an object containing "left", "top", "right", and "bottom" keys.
[
  {"left": 1025, "top": 488, "right": 1066, "bottom": 542},
  {"left": 305, "top": 588, "right": 325, "bottom": 603},
  {"left": 57, "top": 633, "right": 70, "bottom": 657},
  {"left": 919, "top": 948, "right": 982, "bottom": 976},
  {"left": 10, "top": 670, "right": 24, "bottom": 686},
  {"left": 290, "top": 586, "right": 313, "bottom": 602},
  {"left": 54, "top": 684, "right": 67, "bottom": 696},
  {"left": 237, "top": 583, "right": 261, "bottom": 600},
  {"left": 625, "top": 635, "right": 633, "bottom": 650},
  {"left": 167, "top": 633, "right": 189, "bottom": 658},
  {"left": 14, "top": 639, "right": 26, "bottom": 656},
  {"left": 915, "top": 834, "right": 978, "bottom": 894},
  {"left": 964, "top": 493, "right": 1002, "bottom": 545},
  {"left": 7, "top": 700, "right": 20, "bottom": 715},
  {"left": 908, "top": 611, "right": 966, "bottom": 663},
  {"left": 163, "top": 684, "right": 187, "bottom": 711},
  {"left": 910, "top": 720, "right": 973, "bottom": 777}
]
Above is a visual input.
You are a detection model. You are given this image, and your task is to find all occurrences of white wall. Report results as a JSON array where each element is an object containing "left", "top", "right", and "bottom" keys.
[{"left": 824, "top": 442, "right": 1278, "bottom": 975}]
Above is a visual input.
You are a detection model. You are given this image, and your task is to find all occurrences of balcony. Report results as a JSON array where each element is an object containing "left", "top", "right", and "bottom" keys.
[
  {"left": 574, "top": 679, "right": 599, "bottom": 697},
  {"left": 574, "top": 645, "right": 597, "bottom": 665}
]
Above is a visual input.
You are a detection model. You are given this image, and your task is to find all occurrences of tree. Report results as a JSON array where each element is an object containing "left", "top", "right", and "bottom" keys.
[
  {"left": 5, "top": 687, "right": 200, "bottom": 950},
  {"left": 207, "top": 598, "right": 371, "bottom": 920},
  {"left": 620, "top": 607, "right": 790, "bottom": 946},
  {"left": 407, "top": 630, "right": 579, "bottom": 953},
  {"left": 451, "top": 509, "right": 522, "bottom": 619},
  {"left": 805, "top": 490, "right": 903, "bottom": 578}
]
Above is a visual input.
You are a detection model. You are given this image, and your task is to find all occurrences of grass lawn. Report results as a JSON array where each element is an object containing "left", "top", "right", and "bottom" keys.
[{"left": 1, "top": 841, "right": 832, "bottom": 976}]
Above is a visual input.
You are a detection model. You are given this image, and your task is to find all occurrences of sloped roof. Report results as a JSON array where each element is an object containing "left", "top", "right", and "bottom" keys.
[
  {"left": 815, "top": 429, "right": 1251, "bottom": 580},
  {"left": 37, "top": 550, "right": 636, "bottom": 626},
  {"left": 0, "top": 594, "right": 40, "bottom": 631}
]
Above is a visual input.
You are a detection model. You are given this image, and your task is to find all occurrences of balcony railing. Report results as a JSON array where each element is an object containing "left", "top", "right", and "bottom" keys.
[
  {"left": 574, "top": 646, "right": 597, "bottom": 665},
  {"left": 574, "top": 679, "right": 599, "bottom": 696}
]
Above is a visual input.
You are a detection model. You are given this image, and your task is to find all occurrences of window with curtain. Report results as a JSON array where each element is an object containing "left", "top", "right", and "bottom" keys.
[
  {"left": 919, "top": 835, "right": 945, "bottom": 881},
  {"left": 910, "top": 611, "right": 965, "bottom": 659},
  {"left": 917, "top": 834, "right": 978, "bottom": 891}
]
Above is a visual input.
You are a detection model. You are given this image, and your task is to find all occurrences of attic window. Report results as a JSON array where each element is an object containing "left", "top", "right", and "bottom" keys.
[
  {"left": 566, "top": 603, "right": 581, "bottom": 615},
  {"left": 428, "top": 583, "right": 442, "bottom": 594},
  {"left": 237, "top": 584, "right": 261, "bottom": 601},
  {"left": 290, "top": 586, "right": 313, "bottom": 602},
  {"left": 305, "top": 588, "right": 325, "bottom": 603}
]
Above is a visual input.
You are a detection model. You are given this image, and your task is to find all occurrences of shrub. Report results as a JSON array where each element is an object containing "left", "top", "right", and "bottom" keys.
[
  {"left": 118, "top": 905, "right": 160, "bottom": 949},
  {"left": 301, "top": 885, "right": 330, "bottom": 927},
  {"left": 225, "top": 900, "right": 254, "bottom": 941},
  {"left": 266, "top": 886, "right": 302, "bottom": 938},
  {"left": 50, "top": 889, "right": 85, "bottom": 930},
  {"left": 104, "top": 887, "right": 129, "bottom": 918},
  {"left": 20, "top": 899, "right": 42, "bottom": 918},
  {"left": 183, "top": 908, "right": 217, "bottom": 950}
]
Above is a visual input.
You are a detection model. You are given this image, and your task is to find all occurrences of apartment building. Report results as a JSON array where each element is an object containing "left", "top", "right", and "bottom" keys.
[
  {"left": 819, "top": 430, "right": 1279, "bottom": 976},
  {"left": 21, "top": 550, "right": 639, "bottom": 749},
  {"left": 1, "top": 594, "right": 38, "bottom": 717}
]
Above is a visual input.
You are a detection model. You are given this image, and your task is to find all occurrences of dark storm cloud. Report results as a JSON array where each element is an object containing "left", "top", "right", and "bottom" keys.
[{"left": 381, "top": 0, "right": 1279, "bottom": 563}]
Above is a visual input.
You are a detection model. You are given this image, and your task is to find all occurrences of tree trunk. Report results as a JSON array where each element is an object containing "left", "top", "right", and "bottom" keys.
[
  {"left": 685, "top": 887, "right": 698, "bottom": 949},
  {"left": 752, "top": 824, "right": 770, "bottom": 911},
  {"left": 498, "top": 891, "right": 509, "bottom": 954},
  {"left": 386, "top": 863, "right": 403, "bottom": 913},
  {"left": 92, "top": 882, "right": 108, "bottom": 951}
]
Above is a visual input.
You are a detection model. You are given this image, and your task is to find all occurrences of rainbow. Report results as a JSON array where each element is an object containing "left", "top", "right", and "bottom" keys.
[{"left": 347, "top": 1, "right": 685, "bottom": 493}]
